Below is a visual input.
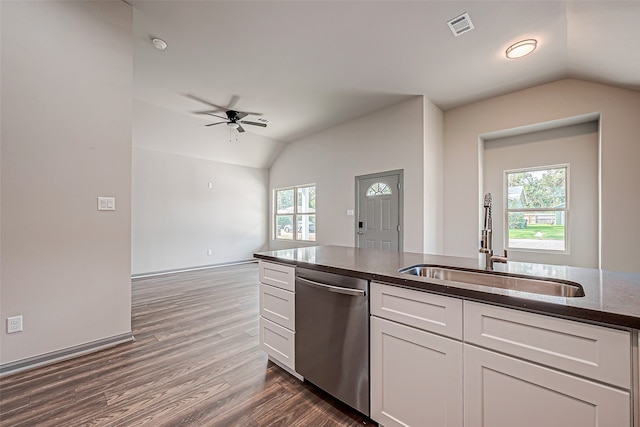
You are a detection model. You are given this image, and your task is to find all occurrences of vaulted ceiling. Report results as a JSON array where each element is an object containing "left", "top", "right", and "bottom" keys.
[{"left": 132, "top": 1, "right": 640, "bottom": 168}]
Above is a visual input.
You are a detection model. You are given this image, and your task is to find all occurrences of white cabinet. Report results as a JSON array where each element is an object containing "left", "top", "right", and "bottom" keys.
[
  {"left": 258, "top": 261, "right": 301, "bottom": 379},
  {"left": 464, "top": 301, "right": 631, "bottom": 388},
  {"left": 259, "top": 282, "right": 294, "bottom": 330},
  {"left": 370, "top": 283, "right": 463, "bottom": 427},
  {"left": 259, "top": 317, "right": 295, "bottom": 369},
  {"left": 464, "top": 301, "right": 631, "bottom": 427},
  {"left": 464, "top": 345, "right": 630, "bottom": 427},
  {"left": 370, "top": 282, "right": 633, "bottom": 427},
  {"left": 371, "top": 281, "right": 462, "bottom": 339}
]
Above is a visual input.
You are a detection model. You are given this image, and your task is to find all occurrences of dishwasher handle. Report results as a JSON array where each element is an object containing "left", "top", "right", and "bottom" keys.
[{"left": 297, "top": 277, "right": 366, "bottom": 297}]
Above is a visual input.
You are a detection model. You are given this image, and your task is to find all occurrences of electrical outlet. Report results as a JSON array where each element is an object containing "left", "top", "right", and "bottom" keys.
[
  {"left": 207, "top": 249, "right": 213, "bottom": 256},
  {"left": 7, "top": 316, "right": 23, "bottom": 334}
]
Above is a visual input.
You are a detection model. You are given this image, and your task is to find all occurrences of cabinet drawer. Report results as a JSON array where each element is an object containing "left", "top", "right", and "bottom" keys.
[
  {"left": 464, "top": 301, "right": 631, "bottom": 389},
  {"left": 259, "top": 260, "right": 295, "bottom": 291},
  {"left": 259, "top": 283, "right": 295, "bottom": 330},
  {"left": 371, "top": 282, "right": 462, "bottom": 340},
  {"left": 259, "top": 317, "right": 295, "bottom": 370}
]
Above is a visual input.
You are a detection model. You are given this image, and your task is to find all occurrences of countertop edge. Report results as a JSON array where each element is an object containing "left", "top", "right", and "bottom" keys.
[{"left": 254, "top": 253, "right": 640, "bottom": 330}]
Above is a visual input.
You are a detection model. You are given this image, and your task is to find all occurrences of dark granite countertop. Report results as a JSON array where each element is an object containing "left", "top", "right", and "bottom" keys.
[{"left": 254, "top": 245, "right": 640, "bottom": 330}]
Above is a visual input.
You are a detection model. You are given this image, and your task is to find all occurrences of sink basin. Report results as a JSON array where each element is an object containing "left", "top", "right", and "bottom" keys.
[{"left": 399, "top": 265, "right": 585, "bottom": 297}]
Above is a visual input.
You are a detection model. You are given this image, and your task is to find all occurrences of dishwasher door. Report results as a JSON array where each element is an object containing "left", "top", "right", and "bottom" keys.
[{"left": 295, "top": 268, "right": 369, "bottom": 416}]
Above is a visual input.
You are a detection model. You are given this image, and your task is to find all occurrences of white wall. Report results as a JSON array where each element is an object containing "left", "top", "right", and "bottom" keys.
[
  {"left": 443, "top": 79, "right": 640, "bottom": 273},
  {"left": 423, "top": 97, "right": 444, "bottom": 254},
  {"left": 131, "top": 148, "right": 268, "bottom": 275},
  {"left": 483, "top": 123, "right": 599, "bottom": 268},
  {"left": 269, "top": 96, "right": 429, "bottom": 253},
  {"left": 1, "top": 1, "right": 133, "bottom": 364}
]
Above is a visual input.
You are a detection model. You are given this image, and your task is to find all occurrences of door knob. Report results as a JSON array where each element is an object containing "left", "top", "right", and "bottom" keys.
[{"left": 357, "top": 231, "right": 364, "bottom": 235}]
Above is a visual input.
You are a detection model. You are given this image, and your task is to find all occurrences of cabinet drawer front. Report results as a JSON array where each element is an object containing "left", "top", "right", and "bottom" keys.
[
  {"left": 259, "top": 283, "right": 295, "bottom": 330},
  {"left": 464, "top": 301, "right": 631, "bottom": 388},
  {"left": 259, "top": 317, "right": 295, "bottom": 370},
  {"left": 371, "top": 317, "right": 463, "bottom": 427},
  {"left": 259, "top": 260, "right": 295, "bottom": 291},
  {"left": 464, "top": 345, "right": 630, "bottom": 427},
  {"left": 371, "top": 282, "right": 462, "bottom": 340}
]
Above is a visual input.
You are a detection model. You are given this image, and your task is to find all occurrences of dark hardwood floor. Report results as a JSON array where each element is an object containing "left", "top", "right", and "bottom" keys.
[{"left": 0, "top": 263, "right": 376, "bottom": 426}]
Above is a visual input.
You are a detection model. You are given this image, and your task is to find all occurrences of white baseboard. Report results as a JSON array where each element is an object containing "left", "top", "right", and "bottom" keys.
[
  {"left": 0, "top": 332, "right": 134, "bottom": 378},
  {"left": 131, "top": 259, "right": 258, "bottom": 280}
]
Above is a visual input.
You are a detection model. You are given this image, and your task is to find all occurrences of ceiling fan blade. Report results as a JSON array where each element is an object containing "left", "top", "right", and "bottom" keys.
[
  {"left": 186, "top": 94, "right": 227, "bottom": 111},
  {"left": 235, "top": 111, "right": 249, "bottom": 120},
  {"left": 202, "top": 112, "right": 229, "bottom": 120},
  {"left": 240, "top": 120, "right": 267, "bottom": 127},
  {"left": 241, "top": 111, "right": 263, "bottom": 117},
  {"left": 227, "top": 95, "right": 240, "bottom": 109},
  {"left": 237, "top": 124, "right": 246, "bottom": 133},
  {"left": 205, "top": 122, "right": 226, "bottom": 127}
]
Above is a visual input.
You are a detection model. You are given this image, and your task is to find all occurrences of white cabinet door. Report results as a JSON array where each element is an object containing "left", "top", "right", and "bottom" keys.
[
  {"left": 371, "top": 282, "right": 462, "bottom": 340},
  {"left": 259, "top": 283, "right": 294, "bottom": 330},
  {"left": 259, "top": 260, "right": 295, "bottom": 291},
  {"left": 464, "top": 344, "right": 631, "bottom": 427},
  {"left": 464, "top": 301, "right": 631, "bottom": 388},
  {"left": 259, "top": 317, "right": 295, "bottom": 370},
  {"left": 371, "top": 316, "right": 463, "bottom": 427}
]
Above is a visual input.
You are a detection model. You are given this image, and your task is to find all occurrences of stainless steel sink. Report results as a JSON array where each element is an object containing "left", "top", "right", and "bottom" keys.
[{"left": 399, "top": 265, "right": 585, "bottom": 297}]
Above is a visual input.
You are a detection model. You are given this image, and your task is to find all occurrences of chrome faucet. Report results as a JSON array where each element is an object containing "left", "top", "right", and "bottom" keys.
[{"left": 480, "top": 193, "right": 507, "bottom": 270}]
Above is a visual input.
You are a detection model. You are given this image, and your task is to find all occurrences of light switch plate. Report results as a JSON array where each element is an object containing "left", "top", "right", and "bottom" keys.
[{"left": 98, "top": 197, "right": 116, "bottom": 211}]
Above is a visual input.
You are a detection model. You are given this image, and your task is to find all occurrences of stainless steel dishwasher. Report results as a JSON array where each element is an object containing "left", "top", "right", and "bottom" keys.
[{"left": 295, "top": 267, "right": 369, "bottom": 416}]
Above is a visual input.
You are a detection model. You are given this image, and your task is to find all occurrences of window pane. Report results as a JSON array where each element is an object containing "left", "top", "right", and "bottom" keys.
[
  {"left": 296, "top": 215, "right": 316, "bottom": 242},
  {"left": 366, "top": 182, "right": 392, "bottom": 197},
  {"left": 297, "top": 186, "right": 316, "bottom": 213},
  {"left": 507, "top": 211, "right": 565, "bottom": 251},
  {"left": 507, "top": 168, "right": 566, "bottom": 209},
  {"left": 276, "top": 189, "right": 294, "bottom": 214},
  {"left": 275, "top": 215, "right": 294, "bottom": 240}
]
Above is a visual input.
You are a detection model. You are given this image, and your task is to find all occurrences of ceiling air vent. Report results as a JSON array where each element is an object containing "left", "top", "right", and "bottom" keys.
[
  {"left": 447, "top": 12, "right": 474, "bottom": 37},
  {"left": 256, "top": 117, "right": 271, "bottom": 124}
]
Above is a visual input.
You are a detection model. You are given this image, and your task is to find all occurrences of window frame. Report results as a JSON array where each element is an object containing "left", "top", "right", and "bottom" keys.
[
  {"left": 273, "top": 184, "right": 316, "bottom": 242},
  {"left": 503, "top": 164, "right": 570, "bottom": 254}
]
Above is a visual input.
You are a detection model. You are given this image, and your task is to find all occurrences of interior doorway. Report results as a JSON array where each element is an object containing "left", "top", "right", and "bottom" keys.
[{"left": 355, "top": 170, "right": 403, "bottom": 251}]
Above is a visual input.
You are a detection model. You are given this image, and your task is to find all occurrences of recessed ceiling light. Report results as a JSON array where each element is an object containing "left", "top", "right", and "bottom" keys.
[
  {"left": 152, "top": 38, "right": 168, "bottom": 51},
  {"left": 506, "top": 39, "right": 537, "bottom": 59}
]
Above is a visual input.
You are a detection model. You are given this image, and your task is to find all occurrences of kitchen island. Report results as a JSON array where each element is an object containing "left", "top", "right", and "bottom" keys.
[
  {"left": 255, "top": 245, "right": 640, "bottom": 328},
  {"left": 255, "top": 245, "right": 640, "bottom": 427}
]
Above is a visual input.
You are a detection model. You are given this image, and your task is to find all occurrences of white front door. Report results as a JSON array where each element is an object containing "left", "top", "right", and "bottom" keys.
[{"left": 356, "top": 171, "right": 402, "bottom": 251}]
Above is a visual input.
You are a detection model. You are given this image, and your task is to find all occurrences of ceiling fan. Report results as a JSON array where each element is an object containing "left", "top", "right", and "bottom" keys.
[{"left": 188, "top": 94, "right": 267, "bottom": 133}]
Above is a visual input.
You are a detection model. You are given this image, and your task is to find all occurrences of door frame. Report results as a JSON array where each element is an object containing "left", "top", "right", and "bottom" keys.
[{"left": 354, "top": 169, "right": 404, "bottom": 251}]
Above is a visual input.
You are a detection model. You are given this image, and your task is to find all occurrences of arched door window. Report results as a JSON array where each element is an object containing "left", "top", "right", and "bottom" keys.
[{"left": 366, "top": 182, "right": 392, "bottom": 197}]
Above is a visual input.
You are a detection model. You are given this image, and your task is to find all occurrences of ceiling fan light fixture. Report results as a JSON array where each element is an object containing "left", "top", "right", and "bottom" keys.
[
  {"left": 227, "top": 122, "right": 240, "bottom": 129},
  {"left": 152, "top": 38, "right": 168, "bottom": 51},
  {"left": 506, "top": 39, "right": 537, "bottom": 59}
]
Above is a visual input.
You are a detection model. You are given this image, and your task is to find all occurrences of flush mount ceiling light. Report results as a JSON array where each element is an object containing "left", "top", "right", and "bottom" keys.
[
  {"left": 152, "top": 38, "right": 168, "bottom": 51},
  {"left": 506, "top": 39, "right": 537, "bottom": 59}
]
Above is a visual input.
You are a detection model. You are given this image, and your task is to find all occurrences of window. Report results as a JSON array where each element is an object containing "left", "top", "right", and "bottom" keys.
[
  {"left": 366, "top": 182, "right": 392, "bottom": 197},
  {"left": 505, "top": 165, "right": 568, "bottom": 252},
  {"left": 274, "top": 184, "right": 316, "bottom": 241}
]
